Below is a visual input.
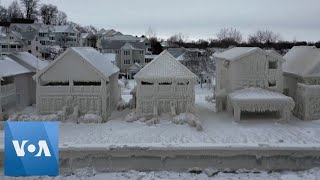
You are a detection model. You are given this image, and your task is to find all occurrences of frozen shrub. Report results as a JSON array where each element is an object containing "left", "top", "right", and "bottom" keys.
[
  {"left": 117, "top": 99, "right": 129, "bottom": 111},
  {"left": 81, "top": 114, "right": 102, "bottom": 123},
  {"left": 146, "top": 117, "right": 160, "bottom": 126},
  {"left": 173, "top": 113, "right": 203, "bottom": 131}
]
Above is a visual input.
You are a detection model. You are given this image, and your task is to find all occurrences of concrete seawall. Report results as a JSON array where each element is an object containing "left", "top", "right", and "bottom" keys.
[{"left": 1, "top": 145, "right": 320, "bottom": 175}]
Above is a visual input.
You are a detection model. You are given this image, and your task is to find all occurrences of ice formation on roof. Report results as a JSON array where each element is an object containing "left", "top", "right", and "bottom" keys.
[
  {"left": 0, "top": 56, "right": 31, "bottom": 79},
  {"left": 283, "top": 46, "right": 320, "bottom": 77},
  {"left": 134, "top": 50, "right": 198, "bottom": 82},
  {"left": 214, "top": 47, "right": 284, "bottom": 61},
  {"left": 70, "top": 47, "right": 119, "bottom": 77},
  {"left": 8, "top": 52, "right": 49, "bottom": 71}
]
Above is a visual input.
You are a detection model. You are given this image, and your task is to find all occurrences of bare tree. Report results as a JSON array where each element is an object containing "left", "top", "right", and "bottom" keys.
[
  {"left": 39, "top": 4, "right": 58, "bottom": 25},
  {"left": 7, "top": 1, "right": 23, "bottom": 20},
  {"left": 146, "top": 26, "right": 157, "bottom": 39},
  {"left": 55, "top": 11, "right": 67, "bottom": 25},
  {"left": 167, "top": 33, "right": 188, "bottom": 45},
  {"left": 83, "top": 25, "right": 98, "bottom": 34},
  {"left": 248, "top": 30, "right": 281, "bottom": 44},
  {"left": 216, "top": 27, "right": 242, "bottom": 44},
  {"left": 20, "top": 0, "right": 39, "bottom": 20},
  {"left": 0, "top": 6, "right": 8, "bottom": 21}
]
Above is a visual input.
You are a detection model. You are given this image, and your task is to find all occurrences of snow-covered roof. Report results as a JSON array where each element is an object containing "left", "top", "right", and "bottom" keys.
[
  {"left": 104, "top": 35, "right": 140, "bottom": 42},
  {"left": 8, "top": 52, "right": 49, "bottom": 72},
  {"left": 283, "top": 46, "right": 320, "bottom": 77},
  {"left": 102, "top": 53, "right": 116, "bottom": 63},
  {"left": 34, "top": 47, "right": 119, "bottom": 81},
  {"left": 70, "top": 47, "right": 119, "bottom": 78},
  {"left": 229, "top": 87, "right": 295, "bottom": 112},
  {"left": 214, "top": 47, "right": 284, "bottom": 62},
  {"left": 129, "top": 63, "right": 142, "bottom": 71},
  {"left": 0, "top": 56, "right": 31, "bottom": 80},
  {"left": 54, "top": 25, "right": 74, "bottom": 33},
  {"left": 134, "top": 50, "right": 198, "bottom": 83}
]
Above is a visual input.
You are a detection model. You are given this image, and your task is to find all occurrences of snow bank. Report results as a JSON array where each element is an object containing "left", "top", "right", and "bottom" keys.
[
  {"left": 173, "top": 113, "right": 203, "bottom": 131},
  {"left": 80, "top": 114, "right": 103, "bottom": 124}
]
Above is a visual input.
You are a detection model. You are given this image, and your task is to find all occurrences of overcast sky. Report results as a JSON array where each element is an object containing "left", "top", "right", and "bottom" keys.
[{"left": 2, "top": 0, "right": 320, "bottom": 41}]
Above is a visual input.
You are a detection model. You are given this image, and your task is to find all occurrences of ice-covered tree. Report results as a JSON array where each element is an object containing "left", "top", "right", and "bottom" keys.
[{"left": 0, "top": 6, "right": 8, "bottom": 21}]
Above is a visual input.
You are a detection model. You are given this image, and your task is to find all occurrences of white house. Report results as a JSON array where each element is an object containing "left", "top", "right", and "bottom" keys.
[
  {"left": 283, "top": 46, "right": 320, "bottom": 120},
  {"left": 133, "top": 50, "right": 198, "bottom": 115},
  {"left": 1, "top": 52, "right": 47, "bottom": 113},
  {"left": 214, "top": 47, "right": 294, "bottom": 121},
  {"left": 33, "top": 47, "right": 120, "bottom": 121}
]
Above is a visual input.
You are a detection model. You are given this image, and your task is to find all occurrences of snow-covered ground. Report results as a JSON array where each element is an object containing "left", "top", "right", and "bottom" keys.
[
  {"left": 2, "top": 168, "right": 320, "bottom": 180},
  {"left": 1, "top": 80, "right": 320, "bottom": 149}
]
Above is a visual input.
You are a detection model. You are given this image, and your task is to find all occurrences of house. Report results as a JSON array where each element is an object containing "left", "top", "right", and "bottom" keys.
[
  {"left": 100, "top": 41, "right": 146, "bottom": 76},
  {"left": 283, "top": 46, "right": 320, "bottom": 120},
  {"left": 133, "top": 50, "right": 198, "bottom": 115},
  {"left": 128, "top": 63, "right": 142, "bottom": 79},
  {"left": 0, "top": 53, "right": 48, "bottom": 113},
  {"left": 8, "top": 23, "right": 56, "bottom": 59},
  {"left": 214, "top": 47, "right": 294, "bottom": 121},
  {"left": 53, "top": 25, "right": 79, "bottom": 48},
  {"left": 33, "top": 47, "right": 120, "bottom": 120},
  {"left": 167, "top": 47, "right": 203, "bottom": 62},
  {"left": 79, "top": 32, "right": 96, "bottom": 47}
]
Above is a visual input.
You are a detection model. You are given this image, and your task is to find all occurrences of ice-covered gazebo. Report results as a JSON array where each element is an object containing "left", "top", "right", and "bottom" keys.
[{"left": 133, "top": 50, "right": 198, "bottom": 115}]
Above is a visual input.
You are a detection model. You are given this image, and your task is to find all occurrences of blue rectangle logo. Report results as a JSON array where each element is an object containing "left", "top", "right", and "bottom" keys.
[{"left": 4, "top": 122, "right": 59, "bottom": 176}]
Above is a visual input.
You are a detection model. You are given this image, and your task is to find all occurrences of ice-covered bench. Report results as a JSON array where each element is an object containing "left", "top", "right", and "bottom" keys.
[{"left": 228, "top": 88, "right": 295, "bottom": 122}]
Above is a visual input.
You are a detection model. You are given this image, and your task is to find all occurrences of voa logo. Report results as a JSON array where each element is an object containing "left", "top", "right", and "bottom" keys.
[
  {"left": 12, "top": 140, "right": 51, "bottom": 157},
  {"left": 5, "top": 122, "right": 59, "bottom": 176}
]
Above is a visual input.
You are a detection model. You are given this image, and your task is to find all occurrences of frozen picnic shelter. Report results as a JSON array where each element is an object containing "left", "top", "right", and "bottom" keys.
[
  {"left": 33, "top": 47, "right": 120, "bottom": 120},
  {"left": 214, "top": 47, "right": 294, "bottom": 121},
  {"left": 283, "top": 46, "right": 320, "bottom": 120},
  {"left": 133, "top": 50, "right": 198, "bottom": 115}
]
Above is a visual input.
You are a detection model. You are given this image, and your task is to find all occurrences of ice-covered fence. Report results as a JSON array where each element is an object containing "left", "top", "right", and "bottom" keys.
[{"left": 295, "top": 83, "right": 320, "bottom": 120}]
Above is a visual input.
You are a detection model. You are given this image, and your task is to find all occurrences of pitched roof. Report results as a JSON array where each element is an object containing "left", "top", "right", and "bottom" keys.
[
  {"left": 101, "top": 40, "right": 145, "bottom": 50},
  {"left": 34, "top": 47, "right": 119, "bottom": 81},
  {"left": 167, "top": 48, "right": 187, "bottom": 58},
  {"left": 54, "top": 25, "right": 74, "bottom": 33},
  {"left": 8, "top": 52, "right": 49, "bottom": 72},
  {"left": 0, "top": 56, "right": 31, "bottom": 80},
  {"left": 104, "top": 35, "right": 140, "bottom": 42},
  {"left": 283, "top": 46, "right": 320, "bottom": 77},
  {"left": 134, "top": 50, "right": 198, "bottom": 83},
  {"left": 214, "top": 47, "right": 284, "bottom": 62},
  {"left": 70, "top": 47, "right": 119, "bottom": 78}
]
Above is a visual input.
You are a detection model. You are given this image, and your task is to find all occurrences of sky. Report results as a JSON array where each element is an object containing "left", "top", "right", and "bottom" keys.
[{"left": 2, "top": 0, "right": 320, "bottom": 42}]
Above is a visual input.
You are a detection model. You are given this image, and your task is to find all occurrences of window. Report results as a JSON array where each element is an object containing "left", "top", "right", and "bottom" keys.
[
  {"left": 145, "top": 58, "right": 152, "bottom": 63},
  {"left": 10, "top": 45, "right": 16, "bottom": 48},
  {"left": 268, "top": 61, "right": 278, "bottom": 69},
  {"left": 36, "top": 46, "right": 38, "bottom": 51},
  {"left": 140, "top": 51, "right": 144, "bottom": 54},
  {"left": 28, "top": 50, "right": 32, "bottom": 54},
  {"left": 1, "top": 77, "right": 14, "bottom": 86},
  {"left": 28, "top": 41, "right": 31, "bottom": 45},
  {"left": 45, "top": 82, "right": 69, "bottom": 86},
  {"left": 178, "top": 82, "right": 189, "bottom": 85},
  {"left": 268, "top": 80, "right": 276, "bottom": 87},
  {"left": 2, "top": 45, "right": 8, "bottom": 49},
  {"left": 40, "top": 41, "right": 46, "bottom": 45},
  {"left": 124, "top": 59, "right": 130, "bottom": 64},
  {"left": 74, "top": 81, "right": 101, "bottom": 86},
  {"left": 36, "top": 37, "right": 38, "bottom": 41},
  {"left": 134, "top": 59, "right": 140, "bottom": 63},
  {"left": 124, "top": 51, "right": 130, "bottom": 56},
  {"left": 141, "top": 81, "right": 154, "bottom": 85}
]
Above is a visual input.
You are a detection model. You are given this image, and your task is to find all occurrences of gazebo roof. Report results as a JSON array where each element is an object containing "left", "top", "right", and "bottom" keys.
[{"left": 134, "top": 50, "right": 198, "bottom": 83}]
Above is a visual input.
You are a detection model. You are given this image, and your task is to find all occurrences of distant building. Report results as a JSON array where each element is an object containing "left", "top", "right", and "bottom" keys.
[
  {"left": 79, "top": 32, "right": 95, "bottom": 47},
  {"left": 53, "top": 25, "right": 78, "bottom": 48}
]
